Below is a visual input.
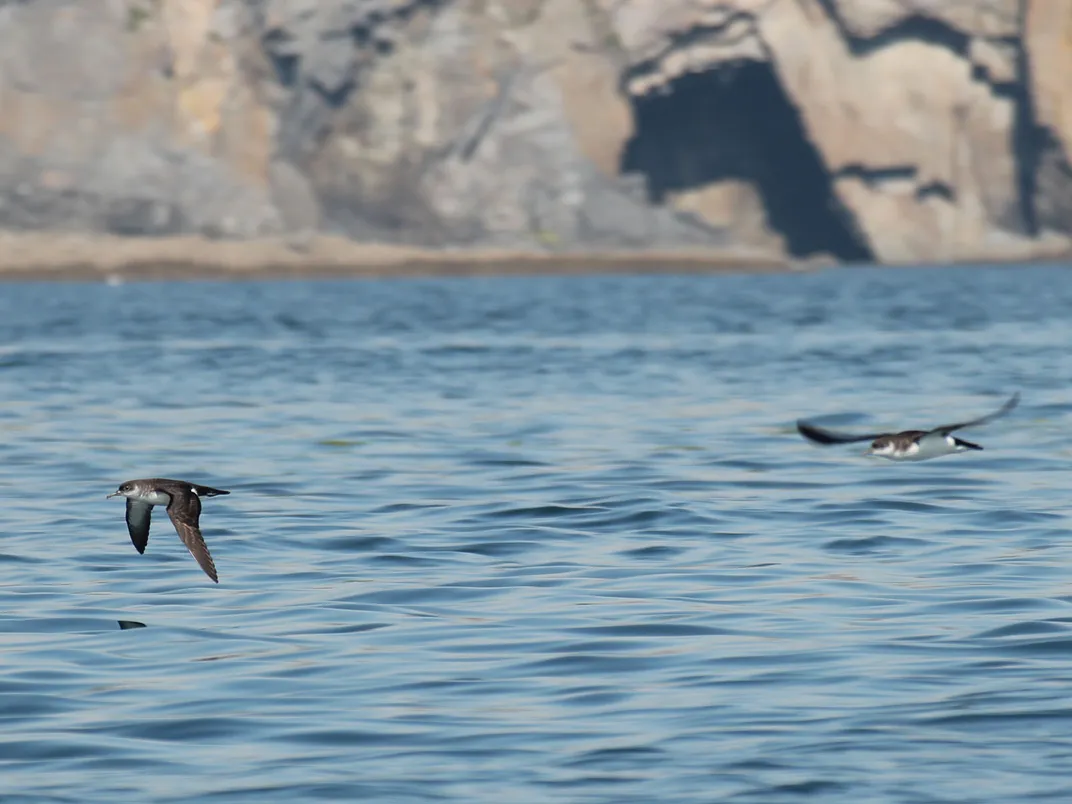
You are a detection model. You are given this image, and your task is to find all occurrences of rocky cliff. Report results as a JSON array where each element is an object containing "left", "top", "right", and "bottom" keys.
[{"left": 0, "top": 0, "right": 1070, "bottom": 265}]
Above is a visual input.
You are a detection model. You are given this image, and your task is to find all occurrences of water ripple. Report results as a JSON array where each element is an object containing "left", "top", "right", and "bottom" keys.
[{"left": 1, "top": 267, "right": 1071, "bottom": 802}]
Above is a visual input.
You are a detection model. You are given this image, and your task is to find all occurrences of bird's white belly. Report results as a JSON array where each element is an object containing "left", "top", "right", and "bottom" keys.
[
  {"left": 885, "top": 434, "right": 958, "bottom": 462},
  {"left": 135, "top": 490, "right": 172, "bottom": 506}
]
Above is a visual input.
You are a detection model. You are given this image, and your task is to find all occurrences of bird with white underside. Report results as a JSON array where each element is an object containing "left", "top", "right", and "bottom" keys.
[
  {"left": 796, "top": 392, "right": 1020, "bottom": 462},
  {"left": 107, "top": 478, "right": 229, "bottom": 582}
]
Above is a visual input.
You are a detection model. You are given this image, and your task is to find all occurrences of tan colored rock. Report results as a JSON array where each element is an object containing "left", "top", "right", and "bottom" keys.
[
  {"left": 162, "top": 0, "right": 272, "bottom": 185},
  {"left": 822, "top": 0, "right": 1018, "bottom": 39},
  {"left": 0, "top": 0, "right": 277, "bottom": 236},
  {"left": 1023, "top": 1, "right": 1072, "bottom": 236},
  {"left": 601, "top": 0, "right": 769, "bottom": 96},
  {"left": 1026, "top": 1, "right": 1072, "bottom": 162},
  {"left": 969, "top": 36, "right": 1017, "bottom": 85},
  {"left": 527, "top": 0, "right": 633, "bottom": 178},
  {"left": 599, "top": 0, "right": 1041, "bottom": 262},
  {"left": 759, "top": 0, "right": 1018, "bottom": 262},
  {"left": 669, "top": 180, "right": 785, "bottom": 253}
]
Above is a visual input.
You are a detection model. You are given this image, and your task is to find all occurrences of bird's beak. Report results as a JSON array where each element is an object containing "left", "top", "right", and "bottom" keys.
[{"left": 106, "top": 492, "right": 119, "bottom": 499}]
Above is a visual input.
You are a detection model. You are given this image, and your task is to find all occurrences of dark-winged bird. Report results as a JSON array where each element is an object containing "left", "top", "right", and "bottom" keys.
[
  {"left": 107, "top": 478, "right": 229, "bottom": 582},
  {"left": 796, "top": 392, "right": 1019, "bottom": 462}
]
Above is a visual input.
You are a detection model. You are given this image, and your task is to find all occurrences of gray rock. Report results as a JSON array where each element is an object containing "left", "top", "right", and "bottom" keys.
[
  {"left": 577, "top": 169, "right": 729, "bottom": 249},
  {"left": 270, "top": 159, "right": 321, "bottom": 233},
  {"left": 105, "top": 198, "right": 186, "bottom": 237},
  {"left": 1034, "top": 136, "right": 1072, "bottom": 237}
]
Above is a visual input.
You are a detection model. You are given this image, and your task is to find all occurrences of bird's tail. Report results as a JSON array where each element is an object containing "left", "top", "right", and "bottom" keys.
[{"left": 192, "top": 484, "right": 230, "bottom": 497}]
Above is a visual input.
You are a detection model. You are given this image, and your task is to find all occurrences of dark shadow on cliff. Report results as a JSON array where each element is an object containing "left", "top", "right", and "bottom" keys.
[
  {"left": 620, "top": 63, "right": 872, "bottom": 262},
  {"left": 813, "top": 2, "right": 969, "bottom": 57},
  {"left": 813, "top": 0, "right": 1046, "bottom": 236}
]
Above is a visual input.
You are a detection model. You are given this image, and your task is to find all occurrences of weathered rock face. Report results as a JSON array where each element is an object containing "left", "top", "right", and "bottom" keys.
[
  {"left": 606, "top": 0, "right": 1072, "bottom": 262},
  {"left": 258, "top": 0, "right": 722, "bottom": 249},
  {"left": 0, "top": 0, "right": 1070, "bottom": 263},
  {"left": 0, "top": 0, "right": 279, "bottom": 238},
  {"left": 1024, "top": 0, "right": 1072, "bottom": 238}
]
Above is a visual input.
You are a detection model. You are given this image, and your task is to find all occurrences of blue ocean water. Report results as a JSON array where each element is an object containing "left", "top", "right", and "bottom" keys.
[{"left": 1, "top": 264, "right": 1072, "bottom": 802}]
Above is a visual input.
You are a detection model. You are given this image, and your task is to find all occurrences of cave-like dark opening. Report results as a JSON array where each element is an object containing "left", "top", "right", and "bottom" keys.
[
  {"left": 262, "top": 28, "right": 300, "bottom": 88},
  {"left": 620, "top": 62, "right": 873, "bottom": 262}
]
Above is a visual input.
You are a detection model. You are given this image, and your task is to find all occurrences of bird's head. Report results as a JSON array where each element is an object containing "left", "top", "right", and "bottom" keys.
[{"left": 107, "top": 481, "right": 137, "bottom": 500}]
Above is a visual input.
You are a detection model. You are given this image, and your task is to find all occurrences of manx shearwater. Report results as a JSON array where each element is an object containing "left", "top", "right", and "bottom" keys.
[
  {"left": 107, "top": 478, "right": 229, "bottom": 582},
  {"left": 796, "top": 392, "right": 1020, "bottom": 462}
]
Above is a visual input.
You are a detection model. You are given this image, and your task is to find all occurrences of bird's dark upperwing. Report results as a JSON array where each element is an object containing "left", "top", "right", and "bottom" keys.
[
  {"left": 796, "top": 420, "right": 885, "bottom": 445},
  {"left": 125, "top": 499, "right": 153, "bottom": 554},
  {"left": 929, "top": 392, "right": 1020, "bottom": 436},
  {"left": 165, "top": 489, "right": 219, "bottom": 583}
]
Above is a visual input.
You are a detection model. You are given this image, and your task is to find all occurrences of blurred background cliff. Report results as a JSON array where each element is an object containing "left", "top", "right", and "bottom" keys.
[{"left": 0, "top": 0, "right": 1070, "bottom": 266}]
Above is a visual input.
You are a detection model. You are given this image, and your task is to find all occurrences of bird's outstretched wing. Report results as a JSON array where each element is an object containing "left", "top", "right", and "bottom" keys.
[
  {"left": 165, "top": 489, "right": 219, "bottom": 583},
  {"left": 125, "top": 500, "right": 153, "bottom": 553},
  {"left": 928, "top": 392, "right": 1020, "bottom": 436},
  {"left": 797, "top": 392, "right": 1020, "bottom": 446},
  {"left": 796, "top": 421, "right": 886, "bottom": 445}
]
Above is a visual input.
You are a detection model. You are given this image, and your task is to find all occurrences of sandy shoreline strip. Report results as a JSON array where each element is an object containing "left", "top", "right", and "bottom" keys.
[
  {"left": 0, "top": 232, "right": 795, "bottom": 281},
  {"left": 1, "top": 232, "right": 1068, "bottom": 281}
]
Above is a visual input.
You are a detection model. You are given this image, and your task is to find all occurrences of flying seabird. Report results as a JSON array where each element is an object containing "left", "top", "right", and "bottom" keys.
[
  {"left": 107, "top": 478, "right": 229, "bottom": 582},
  {"left": 796, "top": 392, "right": 1020, "bottom": 462}
]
